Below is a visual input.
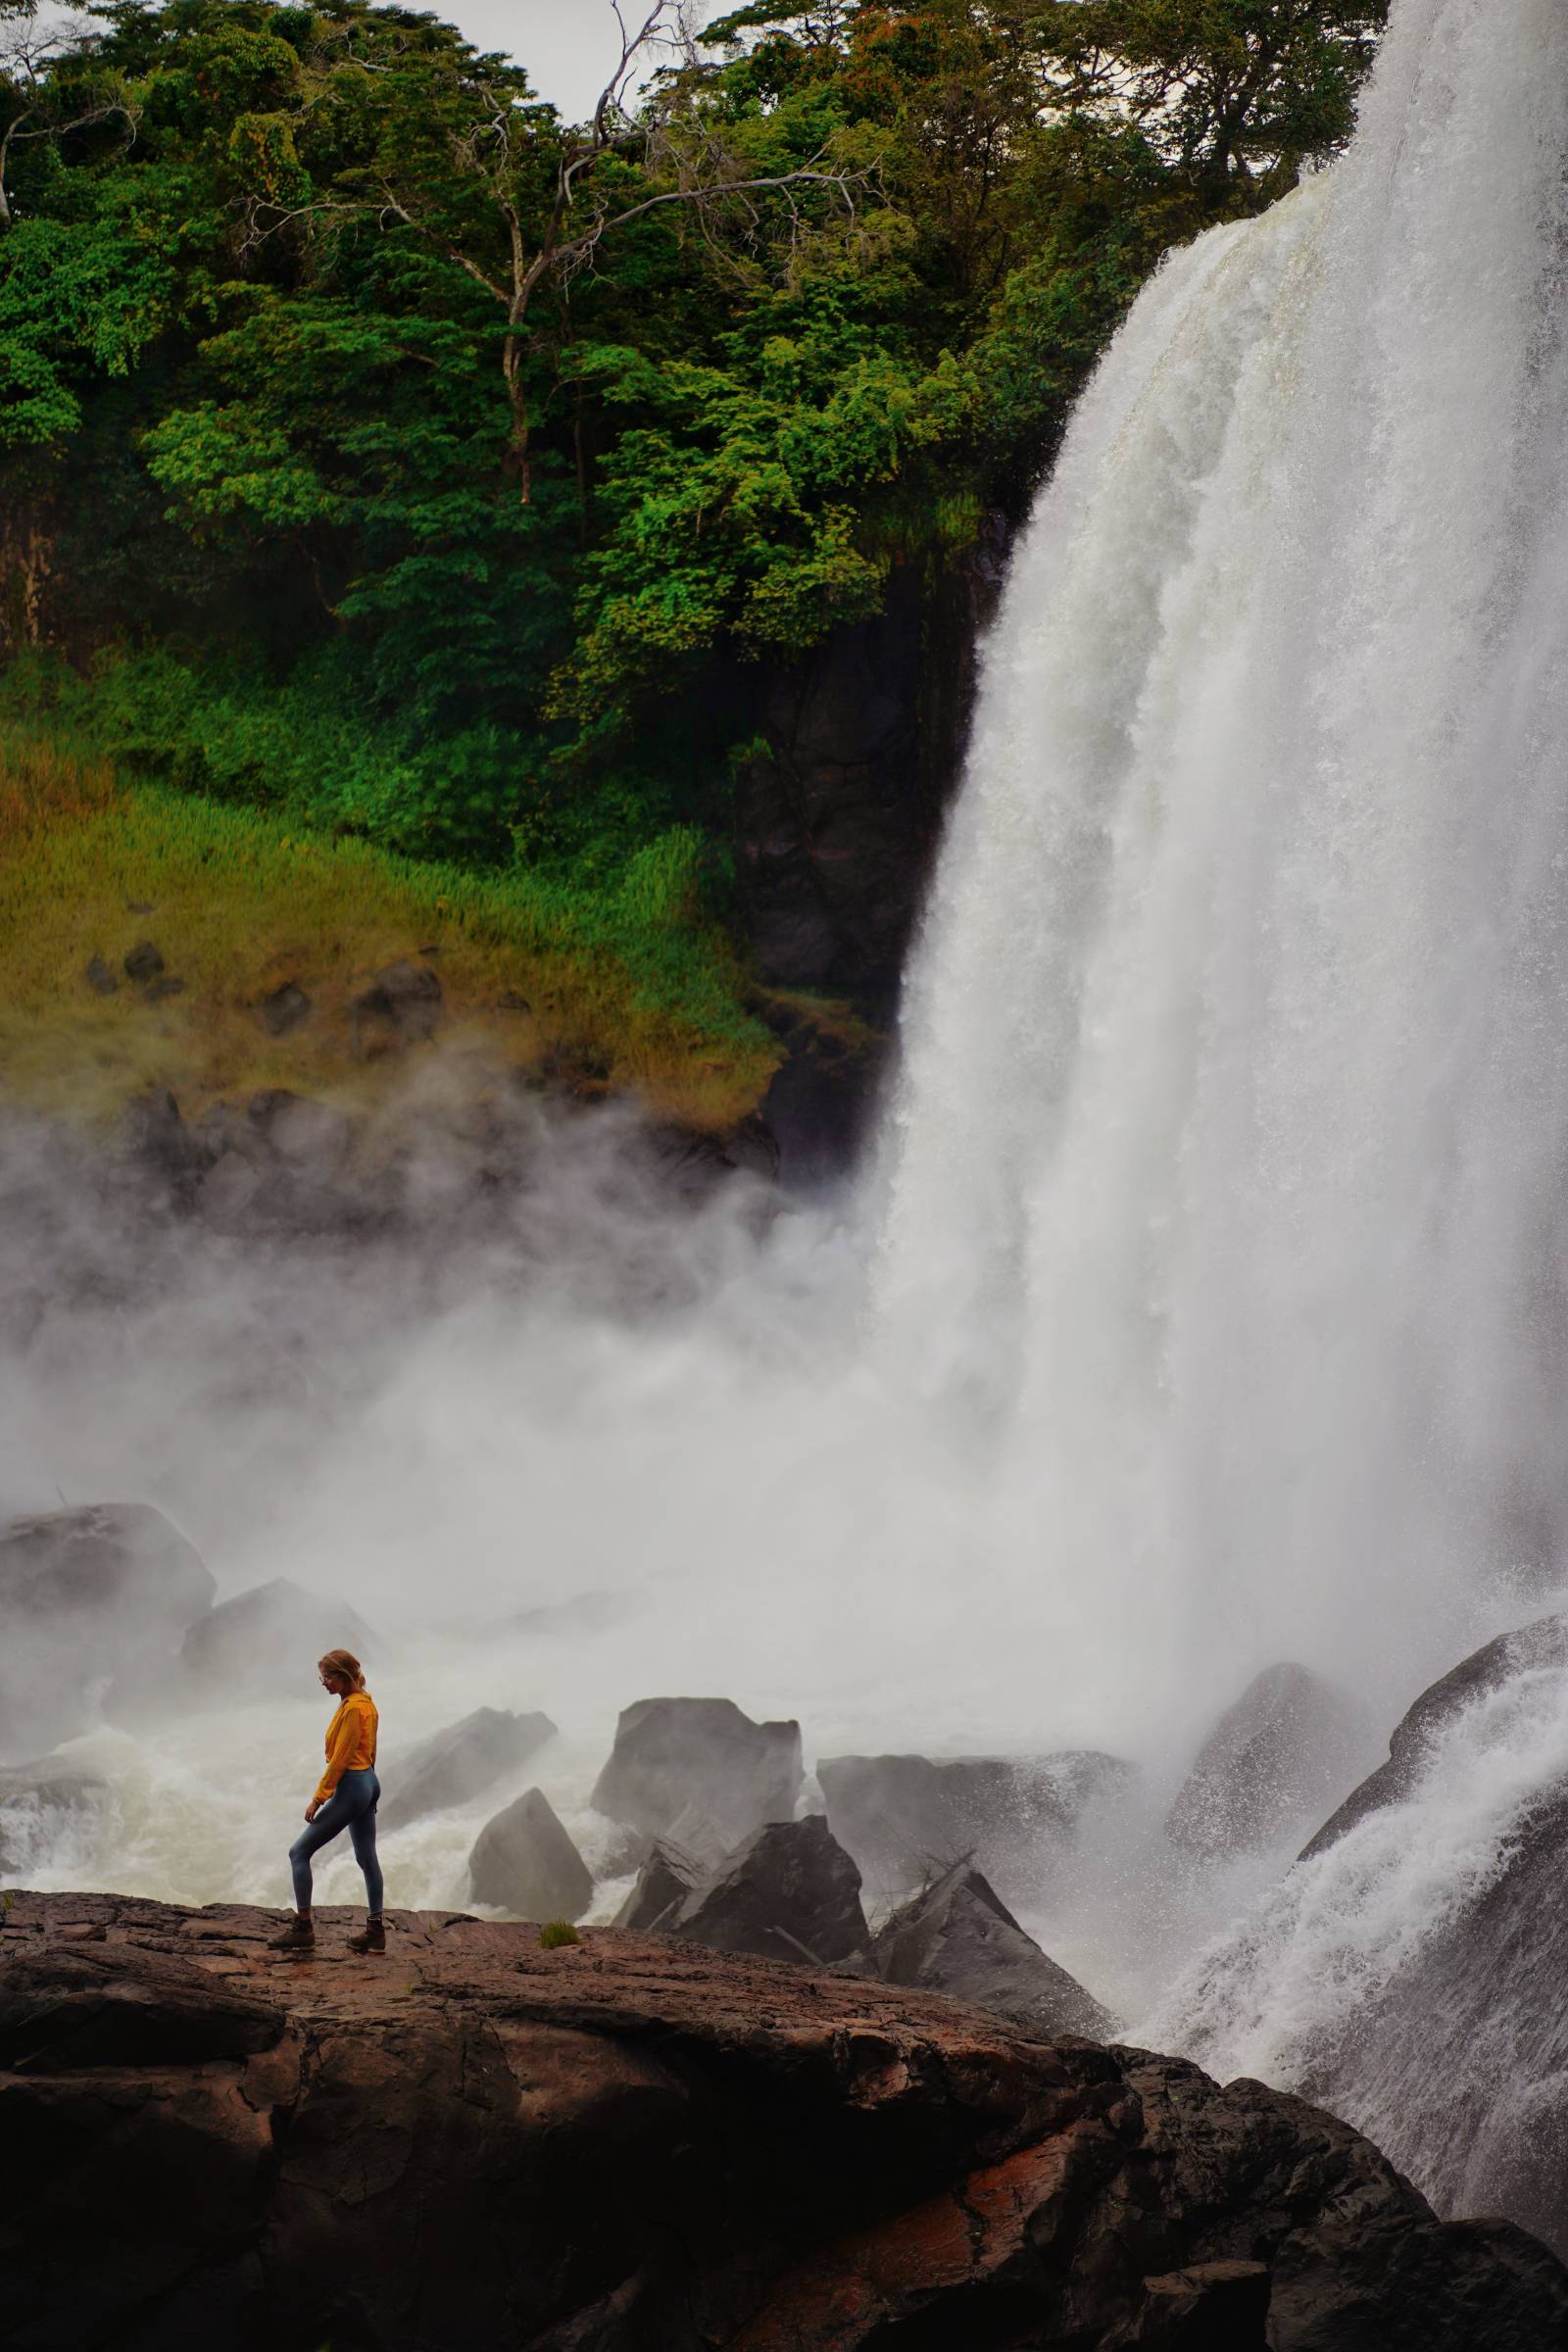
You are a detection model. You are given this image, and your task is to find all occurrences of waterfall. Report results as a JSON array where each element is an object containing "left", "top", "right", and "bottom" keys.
[
  {"left": 870, "top": 0, "right": 1568, "bottom": 2224},
  {"left": 873, "top": 0, "right": 1568, "bottom": 1692}
]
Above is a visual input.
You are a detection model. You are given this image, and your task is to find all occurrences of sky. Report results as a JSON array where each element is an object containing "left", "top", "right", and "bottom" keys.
[{"left": 451, "top": 0, "right": 721, "bottom": 121}]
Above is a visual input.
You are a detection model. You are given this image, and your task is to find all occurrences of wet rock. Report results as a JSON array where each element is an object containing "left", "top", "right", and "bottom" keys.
[
  {"left": 173, "top": 1578, "right": 378, "bottom": 1706},
  {"left": 254, "top": 980, "right": 312, "bottom": 1038},
  {"left": 1301, "top": 1612, "right": 1568, "bottom": 1861},
  {"left": 0, "top": 1758, "right": 112, "bottom": 1877},
  {"left": 819, "top": 1748, "right": 1129, "bottom": 1904},
  {"left": 468, "top": 1788, "right": 593, "bottom": 1921},
  {"left": 1166, "top": 1663, "right": 1378, "bottom": 1857},
  {"left": 195, "top": 1149, "right": 264, "bottom": 1229},
  {"left": 82, "top": 955, "right": 118, "bottom": 996},
  {"left": 666, "top": 1816, "right": 870, "bottom": 1967},
  {"left": 190, "top": 1100, "right": 265, "bottom": 1166},
  {"left": 353, "top": 957, "right": 442, "bottom": 1049},
  {"left": 1250, "top": 1616, "right": 1568, "bottom": 2262},
  {"left": 116, "top": 1087, "right": 200, "bottom": 1197},
  {"left": 758, "top": 1001, "right": 884, "bottom": 1187},
  {"left": 873, "top": 1859, "right": 1110, "bottom": 2038},
  {"left": 246, "top": 1090, "right": 352, "bottom": 1179},
  {"left": 1102, "top": 2260, "right": 1272, "bottom": 2348},
  {"left": 122, "top": 940, "right": 165, "bottom": 983},
  {"left": 663, "top": 1801, "right": 731, "bottom": 1872},
  {"left": 612, "top": 1836, "right": 707, "bottom": 1932},
  {"left": 591, "top": 1695, "right": 803, "bottom": 1850},
  {"left": 378, "top": 1706, "right": 558, "bottom": 1836},
  {"left": 5, "top": 1888, "right": 1563, "bottom": 2352},
  {"left": 0, "top": 1504, "right": 214, "bottom": 1759}
]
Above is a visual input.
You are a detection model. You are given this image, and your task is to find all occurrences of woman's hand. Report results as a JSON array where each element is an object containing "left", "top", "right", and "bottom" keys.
[{"left": 304, "top": 1800, "right": 320, "bottom": 1823}]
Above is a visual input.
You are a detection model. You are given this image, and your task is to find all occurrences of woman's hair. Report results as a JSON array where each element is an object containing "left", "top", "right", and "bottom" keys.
[{"left": 318, "top": 1648, "right": 366, "bottom": 1689}]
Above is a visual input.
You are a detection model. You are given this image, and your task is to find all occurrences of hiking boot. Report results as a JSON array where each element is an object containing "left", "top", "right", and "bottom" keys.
[
  {"left": 269, "top": 1913, "right": 316, "bottom": 1953},
  {"left": 346, "top": 1913, "right": 386, "bottom": 1955}
]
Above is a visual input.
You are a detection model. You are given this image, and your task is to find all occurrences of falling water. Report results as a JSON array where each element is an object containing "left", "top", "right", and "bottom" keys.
[
  {"left": 873, "top": 0, "right": 1568, "bottom": 2218},
  {"left": 875, "top": 0, "right": 1568, "bottom": 1686}
]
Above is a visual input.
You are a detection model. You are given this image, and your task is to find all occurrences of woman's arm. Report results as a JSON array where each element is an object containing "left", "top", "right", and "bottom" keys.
[{"left": 310, "top": 1706, "right": 360, "bottom": 1812}]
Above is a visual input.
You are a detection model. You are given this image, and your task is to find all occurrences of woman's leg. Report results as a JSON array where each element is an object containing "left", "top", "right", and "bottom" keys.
[
  {"left": 347, "top": 1775, "right": 384, "bottom": 1914},
  {"left": 287, "top": 1783, "right": 360, "bottom": 1912}
]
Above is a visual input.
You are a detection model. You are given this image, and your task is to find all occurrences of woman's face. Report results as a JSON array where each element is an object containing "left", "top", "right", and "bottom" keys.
[{"left": 320, "top": 1670, "right": 349, "bottom": 1698}]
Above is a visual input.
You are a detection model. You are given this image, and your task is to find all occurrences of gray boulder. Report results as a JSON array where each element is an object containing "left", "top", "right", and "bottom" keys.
[
  {"left": 1166, "top": 1663, "right": 1378, "bottom": 1858},
  {"left": 665, "top": 1817, "right": 869, "bottom": 1967},
  {"left": 0, "top": 1757, "right": 113, "bottom": 1878},
  {"left": 1246, "top": 1617, "right": 1568, "bottom": 2260},
  {"left": 378, "top": 1706, "right": 557, "bottom": 1835},
  {"left": 1301, "top": 1613, "right": 1568, "bottom": 1861},
  {"left": 254, "top": 980, "right": 311, "bottom": 1038},
  {"left": 245, "top": 1090, "right": 353, "bottom": 1180},
  {"left": 0, "top": 1504, "right": 215, "bottom": 1758},
  {"left": 468, "top": 1788, "right": 593, "bottom": 1921},
  {"left": 591, "top": 1697, "right": 803, "bottom": 1851},
  {"left": 612, "top": 1837, "right": 708, "bottom": 1933},
  {"left": 662, "top": 1803, "right": 730, "bottom": 1872},
  {"left": 173, "top": 1578, "right": 378, "bottom": 1707},
  {"left": 818, "top": 1748, "right": 1129, "bottom": 1903},
  {"left": 873, "top": 1859, "right": 1109, "bottom": 2039},
  {"left": 354, "top": 958, "right": 443, "bottom": 1049}
]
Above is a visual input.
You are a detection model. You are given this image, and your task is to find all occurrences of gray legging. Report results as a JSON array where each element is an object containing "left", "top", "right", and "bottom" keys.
[{"left": 289, "top": 1766, "right": 383, "bottom": 1912}]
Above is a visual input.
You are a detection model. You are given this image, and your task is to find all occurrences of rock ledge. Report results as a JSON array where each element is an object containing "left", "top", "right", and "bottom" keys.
[{"left": 2, "top": 1891, "right": 1563, "bottom": 2350}]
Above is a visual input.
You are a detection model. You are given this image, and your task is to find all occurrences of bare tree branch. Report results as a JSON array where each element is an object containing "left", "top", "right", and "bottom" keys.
[
  {"left": 243, "top": 0, "right": 870, "bottom": 505},
  {"left": 1, "top": 4, "right": 134, "bottom": 229}
]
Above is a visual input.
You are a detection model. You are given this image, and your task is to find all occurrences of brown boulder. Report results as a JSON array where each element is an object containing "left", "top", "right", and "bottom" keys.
[{"left": 2, "top": 1890, "right": 1564, "bottom": 2351}]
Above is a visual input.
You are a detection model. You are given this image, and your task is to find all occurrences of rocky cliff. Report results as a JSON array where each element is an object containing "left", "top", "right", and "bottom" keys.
[{"left": 3, "top": 1891, "right": 1563, "bottom": 2351}]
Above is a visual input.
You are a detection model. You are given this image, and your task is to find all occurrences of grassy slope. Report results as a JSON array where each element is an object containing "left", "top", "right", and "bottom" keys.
[{"left": 0, "top": 734, "right": 781, "bottom": 1132}]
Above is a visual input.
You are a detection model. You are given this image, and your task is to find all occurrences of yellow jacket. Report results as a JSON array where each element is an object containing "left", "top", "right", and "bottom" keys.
[{"left": 314, "top": 1689, "right": 378, "bottom": 1806}]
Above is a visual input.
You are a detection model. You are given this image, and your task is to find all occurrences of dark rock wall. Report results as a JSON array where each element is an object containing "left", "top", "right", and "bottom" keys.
[{"left": 736, "top": 525, "right": 1010, "bottom": 1002}]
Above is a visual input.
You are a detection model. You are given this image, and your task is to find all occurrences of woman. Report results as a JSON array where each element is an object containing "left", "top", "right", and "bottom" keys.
[{"left": 270, "top": 1648, "right": 385, "bottom": 1954}]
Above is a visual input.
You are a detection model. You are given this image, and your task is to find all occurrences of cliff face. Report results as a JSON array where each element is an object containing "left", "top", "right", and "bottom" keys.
[
  {"left": 3, "top": 1891, "right": 1564, "bottom": 2352},
  {"left": 736, "top": 530, "right": 1009, "bottom": 1001}
]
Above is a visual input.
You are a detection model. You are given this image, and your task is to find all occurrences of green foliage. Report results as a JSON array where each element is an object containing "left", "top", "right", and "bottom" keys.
[
  {"left": 0, "top": 0, "right": 1387, "bottom": 1006},
  {"left": 0, "top": 713, "right": 781, "bottom": 1126},
  {"left": 538, "top": 1919, "right": 581, "bottom": 1949}
]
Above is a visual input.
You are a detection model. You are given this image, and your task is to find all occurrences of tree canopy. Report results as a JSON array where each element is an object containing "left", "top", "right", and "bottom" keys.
[{"left": 0, "top": 0, "right": 1386, "bottom": 874}]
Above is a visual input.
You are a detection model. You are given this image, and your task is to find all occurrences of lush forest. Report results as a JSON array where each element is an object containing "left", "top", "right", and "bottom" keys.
[{"left": 0, "top": 0, "right": 1386, "bottom": 1128}]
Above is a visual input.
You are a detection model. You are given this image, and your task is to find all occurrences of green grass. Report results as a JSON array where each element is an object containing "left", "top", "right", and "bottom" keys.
[
  {"left": 0, "top": 731, "right": 781, "bottom": 1131},
  {"left": 538, "top": 1919, "right": 581, "bottom": 1949}
]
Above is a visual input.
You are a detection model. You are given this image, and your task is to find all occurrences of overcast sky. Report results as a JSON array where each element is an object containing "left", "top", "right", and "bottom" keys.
[{"left": 451, "top": 0, "right": 721, "bottom": 120}]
